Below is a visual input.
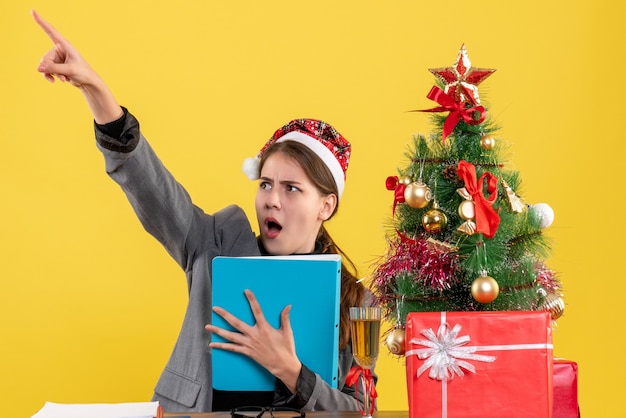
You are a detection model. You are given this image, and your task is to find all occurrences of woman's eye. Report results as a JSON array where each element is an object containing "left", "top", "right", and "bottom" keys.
[
  {"left": 260, "top": 181, "right": 271, "bottom": 190},
  {"left": 287, "top": 185, "right": 300, "bottom": 192}
]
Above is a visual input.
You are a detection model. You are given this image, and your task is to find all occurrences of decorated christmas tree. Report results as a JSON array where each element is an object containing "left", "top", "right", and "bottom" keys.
[{"left": 372, "top": 45, "right": 564, "bottom": 355}]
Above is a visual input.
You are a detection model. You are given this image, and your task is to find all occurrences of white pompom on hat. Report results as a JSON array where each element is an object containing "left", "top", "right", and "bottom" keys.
[{"left": 242, "top": 118, "right": 351, "bottom": 199}]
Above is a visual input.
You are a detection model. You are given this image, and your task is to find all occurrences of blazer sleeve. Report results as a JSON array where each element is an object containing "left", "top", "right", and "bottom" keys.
[
  {"left": 273, "top": 345, "right": 378, "bottom": 411},
  {"left": 94, "top": 110, "right": 238, "bottom": 272}
]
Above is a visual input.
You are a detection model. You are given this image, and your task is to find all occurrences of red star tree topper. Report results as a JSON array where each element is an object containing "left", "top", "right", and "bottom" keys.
[{"left": 429, "top": 44, "right": 496, "bottom": 105}]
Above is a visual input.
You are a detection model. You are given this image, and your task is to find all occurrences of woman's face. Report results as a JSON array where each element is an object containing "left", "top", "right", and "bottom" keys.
[{"left": 255, "top": 151, "right": 336, "bottom": 255}]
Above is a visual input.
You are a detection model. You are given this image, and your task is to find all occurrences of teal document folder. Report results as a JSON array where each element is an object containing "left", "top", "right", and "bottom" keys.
[{"left": 211, "top": 254, "right": 342, "bottom": 391}]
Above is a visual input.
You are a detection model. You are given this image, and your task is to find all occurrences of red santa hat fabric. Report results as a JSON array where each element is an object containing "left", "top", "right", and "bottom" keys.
[{"left": 242, "top": 118, "right": 351, "bottom": 199}]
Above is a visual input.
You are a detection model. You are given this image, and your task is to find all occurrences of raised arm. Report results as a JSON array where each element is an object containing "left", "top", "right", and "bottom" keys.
[{"left": 32, "top": 10, "right": 123, "bottom": 124}]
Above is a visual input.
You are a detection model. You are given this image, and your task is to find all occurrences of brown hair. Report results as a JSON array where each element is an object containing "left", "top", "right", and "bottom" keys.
[{"left": 259, "top": 140, "right": 364, "bottom": 349}]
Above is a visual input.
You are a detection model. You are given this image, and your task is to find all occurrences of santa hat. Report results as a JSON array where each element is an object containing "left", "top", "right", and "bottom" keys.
[{"left": 242, "top": 119, "right": 351, "bottom": 199}]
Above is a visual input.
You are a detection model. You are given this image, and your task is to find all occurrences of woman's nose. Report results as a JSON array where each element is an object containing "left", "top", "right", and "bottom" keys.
[{"left": 265, "top": 189, "right": 281, "bottom": 209}]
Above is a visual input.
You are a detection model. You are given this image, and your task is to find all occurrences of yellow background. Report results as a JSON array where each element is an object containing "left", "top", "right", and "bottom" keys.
[{"left": 1, "top": 1, "right": 623, "bottom": 416}]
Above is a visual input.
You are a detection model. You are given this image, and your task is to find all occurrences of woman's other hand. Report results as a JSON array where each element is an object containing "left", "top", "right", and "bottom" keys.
[{"left": 207, "top": 289, "right": 303, "bottom": 393}]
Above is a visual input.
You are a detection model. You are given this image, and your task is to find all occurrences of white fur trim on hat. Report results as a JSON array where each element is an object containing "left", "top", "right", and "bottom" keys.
[
  {"left": 242, "top": 156, "right": 261, "bottom": 180},
  {"left": 276, "top": 131, "right": 346, "bottom": 199}
]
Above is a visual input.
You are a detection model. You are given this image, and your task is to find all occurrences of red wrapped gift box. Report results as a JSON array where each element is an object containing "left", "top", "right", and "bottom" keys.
[
  {"left": 405, "top": 311, "right": 553, "bottom": 418},
  {"left": 553, "top": 359, "right": 579, "bottom": 418}
]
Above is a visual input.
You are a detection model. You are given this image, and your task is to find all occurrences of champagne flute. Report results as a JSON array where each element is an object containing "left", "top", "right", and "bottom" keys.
[{"left": 349, "top": 306, "right": 381, "bottom": 418}]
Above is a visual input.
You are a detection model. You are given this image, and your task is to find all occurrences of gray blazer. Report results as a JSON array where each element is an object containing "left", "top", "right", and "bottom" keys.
[{"left": 94, "top": 111, "right": 376, "bottom": 412}]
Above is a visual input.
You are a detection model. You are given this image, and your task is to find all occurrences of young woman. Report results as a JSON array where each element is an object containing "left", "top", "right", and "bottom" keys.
[{"left": 32, "top": 10, "right": 376, "bottom": 413}]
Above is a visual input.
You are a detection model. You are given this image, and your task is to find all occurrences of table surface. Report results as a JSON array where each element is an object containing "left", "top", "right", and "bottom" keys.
[{"left": 164, "top": 412, "right": 408, "bottom": 418}]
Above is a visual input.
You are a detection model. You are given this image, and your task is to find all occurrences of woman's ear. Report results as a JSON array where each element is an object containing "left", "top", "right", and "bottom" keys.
[{"left": 318, "top": 194, "right": 338, "bottom": 221}]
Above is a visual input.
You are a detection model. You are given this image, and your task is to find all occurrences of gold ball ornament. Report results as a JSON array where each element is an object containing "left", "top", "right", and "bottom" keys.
[
  {"left": 543, "top": 293, "right": 565, "bottom": 320},
  {"left": 398, "top": 175, "right": 413, "bottom": 186},
  {"left": 385, "top": 327, "right": 406, "bottom": 356},
  {"left": 404, "top": 181, "right": 432, "bottom": 209},
  {"left": 479, "top": 134, "right": 496, "bottom": 150},
  {"left": 422, "top": 208, "right": 448, "bottom": 234},
  {"left": 471, "top": 275, "right": 500, "bottom": 304}
]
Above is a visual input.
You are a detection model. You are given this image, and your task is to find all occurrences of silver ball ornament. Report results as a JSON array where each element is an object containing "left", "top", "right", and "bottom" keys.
[{"left": 530, "top": 203, "right": 555, "bottom": 228}]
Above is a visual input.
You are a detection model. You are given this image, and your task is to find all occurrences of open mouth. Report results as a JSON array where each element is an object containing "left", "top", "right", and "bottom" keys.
[{"left": 265, "top": 219, "right": 283, "bottom": 239}]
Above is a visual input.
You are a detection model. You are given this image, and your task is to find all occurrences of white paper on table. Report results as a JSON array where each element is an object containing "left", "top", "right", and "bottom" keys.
[{"left": 31, "top": 401, "right": 159, "bottom": 418}]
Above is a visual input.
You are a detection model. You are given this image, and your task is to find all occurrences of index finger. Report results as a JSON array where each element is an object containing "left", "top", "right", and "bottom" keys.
[{"left": 31, "top": 10, "right": 66, "bottom": 44}]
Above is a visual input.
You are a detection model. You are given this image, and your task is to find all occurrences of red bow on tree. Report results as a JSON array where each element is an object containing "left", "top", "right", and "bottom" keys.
[
  {"left": 457, "top": 160, "right": 500, "bottom": 238},
  {"left": 413, "top": 86, "right": 486, "bottom": 142},
  {"left": 385, "top": 175, "right": 406, "bottom": 215},
  {"left": 346, "top": 365, "right": 377, "bottom": 416}
]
